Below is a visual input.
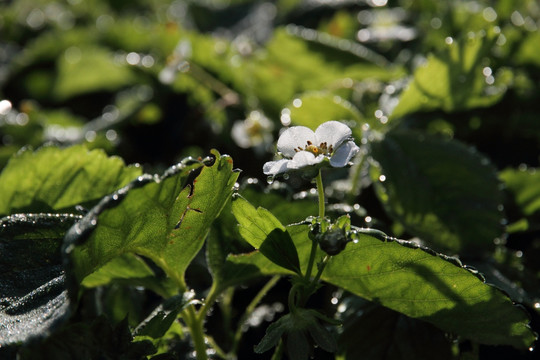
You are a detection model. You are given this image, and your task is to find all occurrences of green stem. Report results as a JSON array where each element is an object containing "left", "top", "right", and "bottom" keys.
[
  {"left": 305, "top": 170, "right": 326, "bottom": 281},
  {"left": 230, "top": 276, "right": 280, "bottom": 355},
  {"left": 349, "top": 150, "right": 366, "bottom": 196},
  {"left": 312, "top": 255, "right": 330, "bottom": 284},
  {"left": 315, "top": 169, "right": 326, "bottom": 225},
  {"left": 270, "top": 339, "right": 284, "bottom": 360},
  {"left": 184, "top": 305, "right": 208, "bottom": 360}
]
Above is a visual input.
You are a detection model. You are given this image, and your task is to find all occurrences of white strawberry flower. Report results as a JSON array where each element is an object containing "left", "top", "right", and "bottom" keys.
[{"left": 263, "top": 121, "right": 359, "bottom": 176}]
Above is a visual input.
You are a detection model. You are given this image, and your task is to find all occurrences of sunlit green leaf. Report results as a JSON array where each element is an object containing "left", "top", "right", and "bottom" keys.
[
  {"left": 80, "top": 253, "right": 178, "bottom": 298},
  {"left": 370, "top": 130, "right": 503, "bottom": 254},
  {"left": 391, "top": 32, "right": 510, "bottom": 119},
  {"left": 227, "top": 224, "right": 536, "bottom": 348},
  {"left": 323, "top": 229, "right": 535, "bottom": 349},
  {"left": 53, "top": 46, "right": 137, "bottom": 100},
  {"left": 0, "top": 145, "right": 142, "bottom": 217},
  {"left": 232, "top": 195, "right": 301, "bottom": 274},
  {"left": 66, "top": 151, "right": 238, "bottom": 291},
  {"left": 286, "top": 92, "right": 362, "bottom": 131},
  {"left": 500, "top": 167, "right": 540, "bottom": 217}
]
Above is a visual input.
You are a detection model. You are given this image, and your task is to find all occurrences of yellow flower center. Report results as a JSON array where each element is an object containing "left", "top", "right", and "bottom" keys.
[{"left": 294, "top": 140, "right": 334, "bottom": 156}]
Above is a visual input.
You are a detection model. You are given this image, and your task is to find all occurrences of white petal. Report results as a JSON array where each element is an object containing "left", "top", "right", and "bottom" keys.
[
  {"left": 329, "top": 141, "right": 359, "bottom": 167},
  {"left": 277, "top": 126, "right": 316, "bottom": 158},
  {"left": 288, "top": 151, "right": 324, "bottom": 169},
  {"left": 231, "top": 121, "right": 251, "bottom": 148},
  {"left": 263, "top": 159, "right": 290, "bottom": 175},
  {"left": 314, "top": 121, "right": 352, "bottom": 149}
]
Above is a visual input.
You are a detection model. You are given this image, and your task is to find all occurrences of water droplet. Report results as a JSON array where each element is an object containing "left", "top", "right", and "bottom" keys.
[
  {"left": 365, "top": 216, "right": 372, "bottom": 223},
  {"left": 106, "top": 129, "right": 117, "bottom": 141},
  {"left": 430, "top": 17, "right": 442, "bottom": 29},
  {"left": 534, "top": 302, "right": 540, "bottom": 309},
  {"left": 112, "top": 194, "right": 119, "bottom": 201},
  {"left": 126, "top": 52, "right": 140, "bottom": 65},
  {"left": 64, "top": 46, "right": 82, "bottom": 64},
  {"left": 483, "top": 7, "right": 497, "bottom": 22},
  {"left": 141, "top": 55, "right": 155, "bottom": 68},
  {"left": 511, "top": 11, "right": 525, "bottom": 27},
  {"left": 0, "top": 99, "right": 12, "bottom": 115},
  {"left": 283, "top": 173, "right": 290, "bottom": 180},
  {"left": 266, "top": 176, "right": 274, "bottom": 185},
  {"left": 292, "top": 98, "right": 302, "bottom": 108},
  {"left": 26, "top": 8, "right": 45, "bottom": 29},
  {"left": 445, "top": 36, "right": 453, "bottom": 45},
  {"left": 85, "top": 131, "right": 97, "bottom": 142},
  {"left": 370, "top": 0, "right": 388, "bottom": 6},
  {"left": 378, "top": 175, "right": 386, "bottom": 182}
]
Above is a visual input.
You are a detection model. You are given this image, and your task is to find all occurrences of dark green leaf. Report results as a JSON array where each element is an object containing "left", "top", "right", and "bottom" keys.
[
  {"left": 307, "top": 321, "right": 337, "bottom": 353},
  {"left": 0, "top": 213, "right": 78, "bottom": 346},
  {"left": 286, "top": 330, "right": 309, "bottom": 360},
  {"left": 17, "top": 316, "right": 155, "bottom": 360},
  {"left": 259, "top": 229, "right": 301, "bottom": 275},
  {"left": 338, "top": 298, "right": 453, "bottom": 360},
  {"left": 370, "top": 130, "right": 503, "bottom": 254},
  {"left": 254, "top": 316, "right": 288, "bottom": 354},
  {"left": 66, "top": 151, "right": 238, "bottom": 291},
  {"left": 0, "top": 145, "right": 142, "bottom": 217},
  {"left": 134, "top": 293, "right": 194, "bottom": 339}
]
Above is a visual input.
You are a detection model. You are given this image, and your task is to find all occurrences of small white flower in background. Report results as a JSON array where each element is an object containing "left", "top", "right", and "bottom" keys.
[
  {"left": 231, "top": 110, "right": 274, "bottom": 155},
  {"left": 263, "top": 121, "right": 359, "bottom": 176}
]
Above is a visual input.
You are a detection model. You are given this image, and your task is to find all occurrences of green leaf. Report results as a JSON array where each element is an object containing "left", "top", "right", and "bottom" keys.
[
  {"left": 80, "top": 253, "right": 178, "bottom": 298},
  {"left": 66, "top": 151, "right": 238, "bottom": 291},
  {"left": 0, "top": 145, "right": 142, "bottom": 217},
  {"left": 0, "top": 213, "right": 79, "bottom": 346},
  {"left": 232, "top": 196, "right": 301, "bottom": 274},
  {"left": 390, "top": 31, "right": 510, "bottom": 119},
  {"left": 322, "top": 229, "right": 536, "bottom": 349},
  {"left": 227, "top": 225, "right": 536, "bottom": 348},
  {"left": 370, "top": 130, "right": 503, "bottom": 254},
  {"left": 231, "top": 195, "right": 287, "bottom": 249},
  {"left": 338, "top": 298, "right": 453, "bottom": 360},
  {"left": 240, "top": 184, "right": 319, "bottom": 225},
  {"left": 259, "top": 229, "right": 301, "bottom": 275},
  {"left": 53, "top": 45, "right": 137, "bottom": 101},
  {"left": 133, "top": 292, "right": 194, "bottom": 339},
  {"left": 285, "top": 92, "right": 362, "bottom": 130},
  {"left": 500, "top": 167, "right": 540, "bottom": 216}
]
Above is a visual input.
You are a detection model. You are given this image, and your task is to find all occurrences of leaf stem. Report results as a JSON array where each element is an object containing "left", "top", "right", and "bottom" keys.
[{"left": 230, "top": 276, "right": 280, "bottom": 355}]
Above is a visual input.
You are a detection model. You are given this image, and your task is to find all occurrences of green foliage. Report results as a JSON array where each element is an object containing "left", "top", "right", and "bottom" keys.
[
  {"left": 0, "top": 145, "right": 142, "bottom": 216},
  {"left": 370, "top": 130, "right": 504, "bottom": 254},
  {"left": 1, "top": 0, "right": 539, "bottom": 359},
  {"left": 66, "top": 151, "right": 238, "bottom": 290}
]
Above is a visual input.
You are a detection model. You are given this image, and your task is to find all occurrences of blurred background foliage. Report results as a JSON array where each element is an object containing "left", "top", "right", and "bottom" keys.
[{"left": 1, "top": 0, "right": 540, "bottom": 358}]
